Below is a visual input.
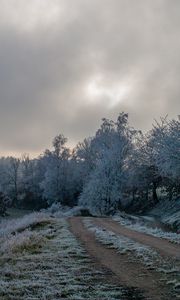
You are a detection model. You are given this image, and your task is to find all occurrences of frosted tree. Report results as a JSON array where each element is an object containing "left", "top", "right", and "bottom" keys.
[
  {"left": 125, "top": 134, "right": 154, "bottom": 209},
  {"left": 79, "top": 149, "right": 127, "bottom": 214},
  {"left": 19, "top": 154, "right": 44, "bottom": 208},
  {"left": 0, "top": 113, "right": 178, "bottom": 212},
  {"left": 148, "top": 116, "right": 180, "bottom": 200},
  {"left": 3, "top": 157, "right": 21, "bottom": 206},
  {"left": 65, "top": 154, "right": 84, "bottom": 206},
  {"left": 41, "top": 134, "right": 70, "bottom": 205},
  {"left": 150, "top": 117, "right": 180, "bottom": 180},
  {"left": 75, "top": 137, "right": 97, "bottom": 183},
  {"left": 0, "top": 158, "right": 9, "bottom": 194},
  {"left": 79, "top": 113, "right": 136, "bottom": 214}
]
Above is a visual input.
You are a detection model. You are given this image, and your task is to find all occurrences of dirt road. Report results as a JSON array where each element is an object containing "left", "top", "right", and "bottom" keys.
[
  {"left": 94, "top": 217, "right": 180, "bottom": 259},
  {"left": 69, "top": 217, "right": 180, "bottom": 300}
]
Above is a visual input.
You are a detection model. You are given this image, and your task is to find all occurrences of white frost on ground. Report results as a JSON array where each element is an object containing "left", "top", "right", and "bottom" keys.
[
  {"left": 0, "top": 212, "right": 53, "bottom": 256},
  {"left": 84, "top": 219, "right": 158, "bottom": 266},
  {"left": 0, "top": 212, "right": 51, "bottom": 237},
  {"left": 0, "top": 215, "right": 145, "bottom": 300},
  {"left": 150, "top": 198, "right": 180, "bottom": 232},
  {"left": 83, "top": 218, "right": 180, "bottom": 298},
  {"left": 112, "top": 213, "right": 180, "bottom": 244},
  {"left": 46, "top": 203, "right": 91, "bottom": 218}
]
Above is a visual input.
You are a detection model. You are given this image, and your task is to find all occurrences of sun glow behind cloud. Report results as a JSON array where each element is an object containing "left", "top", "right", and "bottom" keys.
[
  {"left": 0, "top": 0, "right": 179, "bottom": 157},
  {"left": 86, "top": 75, "right": 131, "bottom": 108}
]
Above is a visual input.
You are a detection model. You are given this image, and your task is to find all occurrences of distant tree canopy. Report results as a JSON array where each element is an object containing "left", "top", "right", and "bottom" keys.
[{"left": 0, "top": 113, "right": 179, "bottom": 215}]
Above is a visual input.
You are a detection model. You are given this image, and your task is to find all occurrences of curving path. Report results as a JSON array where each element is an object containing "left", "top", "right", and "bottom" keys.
[
  {"left": 94, "top": 217, "right": 180, "bottom": 259},
  {"left": 69, "top": 217, "right": 179, "bottom": 300}
]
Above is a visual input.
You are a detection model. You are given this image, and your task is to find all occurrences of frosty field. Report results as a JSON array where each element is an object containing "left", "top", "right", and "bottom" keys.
[
  {"left": 0, "top": 213, "right": 144, "bottom": 300},
  {"left": 0, "top": 211, "right": 179, "bottom": 299}
]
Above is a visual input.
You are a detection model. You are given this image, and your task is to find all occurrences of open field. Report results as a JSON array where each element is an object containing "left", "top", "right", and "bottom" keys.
[{"left": 0, "top": 211, "right": 179, "bottom": 299}]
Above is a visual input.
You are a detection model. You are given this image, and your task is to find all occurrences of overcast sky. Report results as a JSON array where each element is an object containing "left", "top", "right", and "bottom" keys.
[{"left": 0, "top": 0, "right": 179, "bottom": 157}]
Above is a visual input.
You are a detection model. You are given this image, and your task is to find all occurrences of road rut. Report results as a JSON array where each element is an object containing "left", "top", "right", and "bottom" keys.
[
  {"left": 93, "top": 217, "right": 180, "bottom": 259},
  {"left": 69, "top": 217, "right": 174, "bottom": 300}
]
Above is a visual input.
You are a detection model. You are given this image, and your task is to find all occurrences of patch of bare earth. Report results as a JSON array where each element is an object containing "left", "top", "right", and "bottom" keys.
[{"left": 69, "top": 217, "right": 177, "bottom": 300}]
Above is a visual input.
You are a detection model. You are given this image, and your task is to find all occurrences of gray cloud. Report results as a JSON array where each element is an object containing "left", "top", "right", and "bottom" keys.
[{"left": 0, "top": 0, "right": 180, "bottom": 156}]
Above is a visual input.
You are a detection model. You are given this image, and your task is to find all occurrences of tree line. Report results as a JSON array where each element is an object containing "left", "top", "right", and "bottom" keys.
[{"left": 0, "top": 113, "right": 179, "bottom": 215}]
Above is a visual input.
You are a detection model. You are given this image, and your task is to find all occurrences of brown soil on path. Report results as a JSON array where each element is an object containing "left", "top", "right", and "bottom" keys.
[
  {"left": 93, "top": 218, "right": 180, "bottom": 259},
  {"left": 69, "top": 217, "right": 172, "bottom": 300}
]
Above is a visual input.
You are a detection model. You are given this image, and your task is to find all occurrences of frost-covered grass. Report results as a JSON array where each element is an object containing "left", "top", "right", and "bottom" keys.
[
  {"left": 0, "top": 230, "right": 46, "bottom": 255},
  {"left": 84, "top": 218, "right": 180, "bottom": 298},
  {"left": 0, "top": 211, "right": 52, "bottom": 237},
  {"left": 0, "top": 212, "right": 53, "bottom": 256},
  {"left": 113, "top": 213, "right": 180, "bottom": 244},
  {"left": 0, "top": 216, "right": 145, "bottom": 300},
  {"left": 84, "top": 219, "right": 158, "bottom": 265},
  {"left": 47, "top": 203, "right": 92, "bottom": 218},
  {"left": 150, "top": 198, "right": 180, "bottom": 232},
  {"left": 163, "top": 211, "right": 180, "bottom": 231}
]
